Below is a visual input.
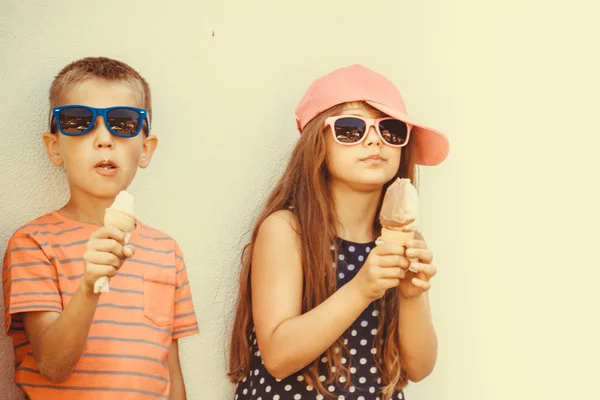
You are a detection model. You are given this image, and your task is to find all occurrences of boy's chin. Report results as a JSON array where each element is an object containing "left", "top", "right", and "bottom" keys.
[{"left": 71, "top": 181, "right": 131, "bottom": 200}]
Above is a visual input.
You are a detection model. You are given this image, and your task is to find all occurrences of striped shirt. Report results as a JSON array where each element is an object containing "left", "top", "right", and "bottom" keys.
[{"left": 2, "top": 211, "right": 199, "bottom": 399}]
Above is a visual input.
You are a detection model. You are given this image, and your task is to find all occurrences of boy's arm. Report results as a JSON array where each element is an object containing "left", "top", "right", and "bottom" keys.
[
  {"left": 168, "top": 339, "right": 186, "bottom": 400},
  {"left": 15, "top": 227, "right": 132, "bottom": 382},
  {"left": 168, "top": 243, "right": 198, "bottom": 398},
  {"left": 23, "top": 284, "right": 100, "bottom": 382},
  {"left": 171, "top": 243, "right": 199, "bottom": 339}
]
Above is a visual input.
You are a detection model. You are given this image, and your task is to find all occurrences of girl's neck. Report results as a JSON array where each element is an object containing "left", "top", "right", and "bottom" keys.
[
  {"left": 331, "top": 180, "right": 382, "bottom": 244},
  {"left": 59, "top": 188, "right": 116, "bottom": 226}
]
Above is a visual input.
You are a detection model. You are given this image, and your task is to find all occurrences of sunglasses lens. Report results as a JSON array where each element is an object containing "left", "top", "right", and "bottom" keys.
[
  {"left": 107, "top": 108, "right": 141, "bottom": 136},
  {"left": 59, "top": 107, "right": 93, "bottom": 134},
  {"left": 333, "top": 117, "right": 366, "bottom": 143},
  {"left": 378, "top": 119, "right": 409, "bottom": 145}
]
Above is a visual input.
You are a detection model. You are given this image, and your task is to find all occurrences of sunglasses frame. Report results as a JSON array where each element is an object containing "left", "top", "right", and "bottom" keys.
[
  {"left": 50, "top": 105, "right": 151, "bottom": 138},
  {"left": 324, "top": 115, "right": 412, "bottom": 148}
]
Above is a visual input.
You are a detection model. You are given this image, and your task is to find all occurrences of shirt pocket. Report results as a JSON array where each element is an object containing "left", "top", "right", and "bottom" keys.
[{"left": 142, "top": 269, "right": 176, "bottom": 326}]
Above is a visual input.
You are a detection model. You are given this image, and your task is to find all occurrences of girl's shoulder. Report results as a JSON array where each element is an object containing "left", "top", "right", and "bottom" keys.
[
  {"left": 253, "top": 210, "right": 303, "bottom": 275},
  {"left": 256, "top": 209, "right": 301, "bottom": 248},
  {"left": 262, "top": 209, "right": 299, "bottom": 233}
]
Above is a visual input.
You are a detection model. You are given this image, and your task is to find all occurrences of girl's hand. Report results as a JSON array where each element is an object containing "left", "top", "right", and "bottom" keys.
[
  {"left": 399, "top": 238, "right": 436, "bottom": 298},
  {"left": 351, "top": 242, "right": 410, "bottom": 302}
]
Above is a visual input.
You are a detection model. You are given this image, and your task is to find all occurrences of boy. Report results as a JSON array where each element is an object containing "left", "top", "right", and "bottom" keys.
[{"left": 2, "top": 57, "right": 198, "bottom": 399}]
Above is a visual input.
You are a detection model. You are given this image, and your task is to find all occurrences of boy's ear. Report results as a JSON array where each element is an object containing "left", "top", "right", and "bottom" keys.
[
  {"left": 42, "top": 132, "right": 63, "bottom": 166},
  {"left": 139, "top": 134, "right": 158, "bottom": 169}
]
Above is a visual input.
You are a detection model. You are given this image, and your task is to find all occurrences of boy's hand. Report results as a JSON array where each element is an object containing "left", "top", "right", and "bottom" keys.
[{"left": 82, "top": 226, "right": 134, "bottom": 293}]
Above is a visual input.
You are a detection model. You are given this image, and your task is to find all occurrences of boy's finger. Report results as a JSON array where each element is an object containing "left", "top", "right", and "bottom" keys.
[
  {"left": 122, "top": 245, "right": 135, "bottom": 258},
  {"left": 84, "top": 251, "right": 121, "bottom": 268},
  {"left": 88, "top": 239, "right": 125, "bottom": 257},
  {"left": 88, "top": 264, "right": 118, "bottom": 278},
  {"left": 90, "top": 226, "right": 125, "bottom": 243}
]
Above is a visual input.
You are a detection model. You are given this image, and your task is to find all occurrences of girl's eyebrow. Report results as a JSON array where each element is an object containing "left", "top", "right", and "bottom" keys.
[{"left": 340, "top": 109, "right": 370, "bottom": 116}]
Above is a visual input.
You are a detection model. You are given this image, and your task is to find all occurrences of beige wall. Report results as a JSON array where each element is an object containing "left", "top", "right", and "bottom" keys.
[{"left": 2, "top": 0, "right": 600, "bottom": 399}]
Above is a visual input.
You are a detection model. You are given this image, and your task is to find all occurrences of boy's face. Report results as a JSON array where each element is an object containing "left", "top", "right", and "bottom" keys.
[{"left": 43, "top": 78, "right": 158, "bottom": 200}]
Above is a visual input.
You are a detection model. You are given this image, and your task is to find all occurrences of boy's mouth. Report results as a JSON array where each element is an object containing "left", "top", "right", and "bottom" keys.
[{"left": 95, "top": 159, "right": 119, "bottom": 173}]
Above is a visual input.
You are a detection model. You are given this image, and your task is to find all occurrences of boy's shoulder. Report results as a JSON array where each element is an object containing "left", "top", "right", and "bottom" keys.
[
  {"left": 7, "top": 212, "right": 64, "bottom": 242},
  {"left": 138, "top": 221, "right": 177, "bottom": 243},
  {"left": 135, "top": 221, "right": 185, "bottom": 254}
]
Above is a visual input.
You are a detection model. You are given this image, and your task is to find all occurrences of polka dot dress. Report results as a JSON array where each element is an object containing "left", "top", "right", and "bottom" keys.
[{"left": 234, "top": 239, "right": 405, "bottom": 400}]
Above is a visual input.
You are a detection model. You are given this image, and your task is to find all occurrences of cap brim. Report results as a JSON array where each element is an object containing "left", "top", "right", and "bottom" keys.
[{"left": 365, "top": 101, "right": 449, "bottom": 166}]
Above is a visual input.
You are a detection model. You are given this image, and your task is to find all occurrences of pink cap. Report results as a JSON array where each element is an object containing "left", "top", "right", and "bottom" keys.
[{"left": 295, "top": 64, "right": 449, "bottom": 166}]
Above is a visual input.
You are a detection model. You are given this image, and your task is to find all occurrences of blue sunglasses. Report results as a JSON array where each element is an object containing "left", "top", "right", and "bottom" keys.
[{"left": 50, "top": 105, "right": 151, "bottom": 138}]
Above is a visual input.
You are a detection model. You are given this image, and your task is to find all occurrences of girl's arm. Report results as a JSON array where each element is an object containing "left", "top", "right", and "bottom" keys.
[
  {"left": 398, "top": 293, "right": 438, "bottom": 381},
  {"left": 251, "top": 210, "right": 372, "bottom": 379},
  {"left": 252, "top": 210, "right": 408, "bottom": 379},
  {"left": 398, "top": 232, "right": 438, "bottom": 381}
]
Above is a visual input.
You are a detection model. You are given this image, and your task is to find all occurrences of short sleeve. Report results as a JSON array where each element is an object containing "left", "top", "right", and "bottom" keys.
[
  {"left": 171, "top": 243, "right": 199, "bottom": 339},
  {"left": 2, "top": 234, "right": 62, "bottom": 336}
]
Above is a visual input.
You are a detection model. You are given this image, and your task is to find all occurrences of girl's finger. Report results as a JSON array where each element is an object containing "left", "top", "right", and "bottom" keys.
[
  {"left": 380, "top": 278, "right": 401, "bottom": 290},
  {"left": 378, "top": 255, "right": 409, "bottom": 269},
  {"left": 411, "top": 278, "right": 431, "bottom": 291},
  {"left": 374, "top": 241, "right": 405, "bottom": 256},
  {"left": 405, "top": 248, "right": 433, "bottom": 263},
  {"left": 409, "top": 262, "right": 437, "bottom": 278},
  {"left": 407, "top": 239, "right": 427, "bottom": 249},
  {"left": 379, "top": 267, "right": 406, "bottom": 279}
]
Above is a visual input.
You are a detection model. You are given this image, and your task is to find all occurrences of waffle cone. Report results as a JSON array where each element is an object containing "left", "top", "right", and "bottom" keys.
[
  {"left": 104, "top": 209, "right": 136, "bottom": 232},
  {"left": 94, "top": 207, "right": 136, "bottom": 294},
  {"left": 380, "top": 228, "right": 415, "bottom": 245},
  {"left": 94, "top": 277, "right": 110, "bottom": 293}
]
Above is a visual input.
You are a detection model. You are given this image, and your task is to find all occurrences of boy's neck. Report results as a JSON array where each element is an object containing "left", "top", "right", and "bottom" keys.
[
  {"left": 59, "top": 192, "right": 116, "bottom": 226},
  {"left": 331, "top": 181, "right": 382, "bottom": 243}
]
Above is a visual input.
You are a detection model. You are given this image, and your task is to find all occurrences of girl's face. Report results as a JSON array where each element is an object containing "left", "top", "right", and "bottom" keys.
[{"left": 324, "top": 102, "right": 401, "bottom": 191}]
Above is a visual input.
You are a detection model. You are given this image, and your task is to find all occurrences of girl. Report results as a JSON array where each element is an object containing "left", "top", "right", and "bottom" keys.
[{"left": 228, "top": 64, "right": 449, "bottom": 400}]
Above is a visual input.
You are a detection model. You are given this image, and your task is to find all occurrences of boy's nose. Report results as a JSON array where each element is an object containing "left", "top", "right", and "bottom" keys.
[{"left": 92, "top": 117, "right": 114, "bottom": 148}]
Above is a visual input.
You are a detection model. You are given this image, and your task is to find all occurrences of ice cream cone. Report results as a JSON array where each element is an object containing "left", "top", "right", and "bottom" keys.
[
  {"left": 104, "top": 209, "right": 136, "bottom": 232},
  {"left": 379, "top": 178, "right": 420, "bottom": 273},
  {"left": 93, "top": 191, "right": 136, "bottom": 294},
  {"left": 380, "top": 228, "right": 418, "bottom": 273},
  {"left": 380, "top": 228, "right": 415, "bottom": 244}
]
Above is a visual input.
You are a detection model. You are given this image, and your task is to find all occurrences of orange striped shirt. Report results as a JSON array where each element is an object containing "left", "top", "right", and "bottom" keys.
[{"left": 2, "top": 211, "right": 199, "bottom": 399}]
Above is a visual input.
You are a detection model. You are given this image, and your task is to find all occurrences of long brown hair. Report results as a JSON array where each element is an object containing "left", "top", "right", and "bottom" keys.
[{"left": 228, "top": 102, "right": 417, "bottom": 399}]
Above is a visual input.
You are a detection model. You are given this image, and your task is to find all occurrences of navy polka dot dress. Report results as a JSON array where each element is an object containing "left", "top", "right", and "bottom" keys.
[{"left": 234, "top": 239, "right": 405, "bottom": 400}]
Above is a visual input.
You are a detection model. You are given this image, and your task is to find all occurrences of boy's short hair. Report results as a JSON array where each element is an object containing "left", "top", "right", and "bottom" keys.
[{"left": 49, "top": 56, "right": 152, "bottom": 121}]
